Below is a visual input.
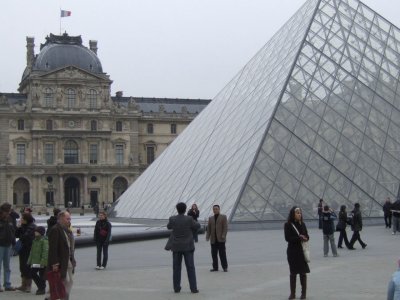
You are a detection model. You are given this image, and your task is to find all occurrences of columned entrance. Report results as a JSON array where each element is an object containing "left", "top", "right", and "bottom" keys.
[{"left": 64, "top": 177, "right": 80, "bottom": 208}]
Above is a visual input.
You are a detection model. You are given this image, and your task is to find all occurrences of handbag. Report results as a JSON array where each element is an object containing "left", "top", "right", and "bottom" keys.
[
  {"left": 47, "top": 270, "right": 66, "bottom": 300},
  {"left": 291, "top": 223, "right": 310, "bottom": 263},
  {"left": 13, "top": 239, "right": 22, "bottom": 256}
]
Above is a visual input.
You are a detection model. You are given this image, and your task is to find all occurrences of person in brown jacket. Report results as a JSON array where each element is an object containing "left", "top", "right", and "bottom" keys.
[
  {"left": 47, "top": 211, "right": 75, "bottom": 300},
  {"left": 206, "top": 205, "right": 228, "bottom": 272}
]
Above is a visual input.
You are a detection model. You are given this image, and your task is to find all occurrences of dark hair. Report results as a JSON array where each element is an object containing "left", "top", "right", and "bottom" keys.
[
  {"left": 213, "top": 204, "right": 220, "bottom": 209},
  {"left": 22, "top": 212, "right": 34, "bottom": 224},
  {"left": 287, "top": 206, "right": 303, "bottom": 223},
  {"left": 176, "top": 202, "right": 187, "bottom": 214},
  {"left": 340, "top": 205, "right": 346, "bottom": 212},
  {"left": 323, "top": 205, "right": 329, "bottom": 211},
  {"left": 0, "top": 202, "right": 12, "bottom": 213},
  {"left": 354, "top": 203, "right": 360, "bottom": 209},
  {"left": 53, "top": 208, "right": 61, "bottom": 216},
  {"left": 319, "top": 199, "right": 323, "bottom": 203}
]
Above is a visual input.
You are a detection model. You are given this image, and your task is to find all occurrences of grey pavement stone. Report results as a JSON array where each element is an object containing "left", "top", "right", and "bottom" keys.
[{"left": 5, "top": 224, "right": 396, "bottom": 299}]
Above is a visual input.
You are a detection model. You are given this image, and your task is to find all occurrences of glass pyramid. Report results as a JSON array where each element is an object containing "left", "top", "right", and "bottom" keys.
[{"left": 110, "top": 0, "right": 400, "bottom": 225}]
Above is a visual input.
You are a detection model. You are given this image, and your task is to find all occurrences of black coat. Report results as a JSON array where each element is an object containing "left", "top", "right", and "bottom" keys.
[
  {"left": 322, "top": 211, "right": 336, "bottom": 235},
  {"left": 284, "top": 221, "right": 310, "bottom": 275},
  {"left": 187, "top": 209, "right": 199, "bottom": 221},
  {"left": 94, "top": 219, "right": 112, "bottom": 244},
  {"left": 15, "top": 222, "right": 36, "bottom": 255}
]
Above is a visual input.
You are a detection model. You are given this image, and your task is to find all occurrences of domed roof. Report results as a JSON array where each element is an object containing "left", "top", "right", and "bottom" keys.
[{"left": 33, "top": 33, "right": 103, "bottom": 74}]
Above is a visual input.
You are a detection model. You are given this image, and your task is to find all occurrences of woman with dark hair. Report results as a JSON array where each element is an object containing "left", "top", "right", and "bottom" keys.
[
  {"left": 284, "top": 207, "right": 310, "bottom": 300},
  {"left": 94, "top": 211, "right": 112, "bottom": 270},
  {"left": 187, "top": 204, "right": 200, "bottom": 242},
  {"left": 337, "top": 205, "right": 352, "bottom": 249},
  {"left": 15, "top": 213, "right": 36, "bottom": 292}
]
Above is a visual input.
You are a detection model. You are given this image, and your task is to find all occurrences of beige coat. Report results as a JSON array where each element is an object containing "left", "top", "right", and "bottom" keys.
[{"left": 206, "top": 214, "right": 228, "bottom": 244}]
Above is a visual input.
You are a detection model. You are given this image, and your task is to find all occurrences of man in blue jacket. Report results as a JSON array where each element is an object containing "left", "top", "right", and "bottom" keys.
[{"left": 167, "top": 202, "right": 200, "bottom": 294}]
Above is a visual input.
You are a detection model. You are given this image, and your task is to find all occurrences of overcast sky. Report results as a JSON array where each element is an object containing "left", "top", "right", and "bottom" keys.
[{"left": 1, "top": 0, "right": 399, "bottom": 99}]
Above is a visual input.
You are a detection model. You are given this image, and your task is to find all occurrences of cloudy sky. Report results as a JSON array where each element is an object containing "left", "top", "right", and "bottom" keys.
[{"left": 1, "top": 0, "right": 399, "bottom": 99}]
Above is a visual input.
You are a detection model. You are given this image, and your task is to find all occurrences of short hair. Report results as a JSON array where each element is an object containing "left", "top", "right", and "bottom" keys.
[
  {"left": 354, "top": 203, "right": 360, "bottom": 209},
  {"left": 176, "top": 202, "right": 187, "bottom": 214},
  {"left": 53, "top": 208, "right": 61, "bottom": 216},
  {"left": 323, "top": 205, "right": 329, "bottom": 211},
  {"left": 213, "top": 204, "right": 220, "bottom": 209},
  {"left": 340, "top": 205, "right": 346, "bottom": 212}
]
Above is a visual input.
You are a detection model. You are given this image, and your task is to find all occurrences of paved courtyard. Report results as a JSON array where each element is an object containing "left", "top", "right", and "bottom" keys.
[{"left": 4, "top": 217, "right": 398, "bottom": 299}]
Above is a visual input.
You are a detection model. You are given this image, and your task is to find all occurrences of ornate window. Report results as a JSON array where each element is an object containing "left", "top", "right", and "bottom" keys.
[
  {"left": 171, "top": 123, "right": 177, "bottom": 134},
  {"left": 16, "top": 144, "right": 26, "bottom": 165},
  {"left": 116, "top": 121, "right": 123, "bottom": 132},
  {"left": 89, "top": 144, "right": 98, "bottom": 164},
  {"left": 64, "top": 140, "right": 79, "bottom": 164},
  {"left": 44, "top": 88, "right": 54, "bottom": 107},
  {"left": 67, "top": 88, "right": 76, "bottom": 109},
  {"left": 88, "top": 89, "right": 97, "bottom": 110},
  {"left": 91, "top": 120, "right": 97, "bottom": 131},
  {"left": 44, "top": 143, "right": 54, "bottom": 164},
  {"left": 146, "top": 145, "right": 155, "bottom": 165},
  {"left": 147, "top": 123, "right": 154, "bottom": 134},
  {"left": 17, "top": 119, "right": 24, "bottom": 130},
  {"left": 115, "top": 144, "right": 124, "bottom": 165},
  {"left": 46, "top": 120, "right": 53, "bottom": 130}
]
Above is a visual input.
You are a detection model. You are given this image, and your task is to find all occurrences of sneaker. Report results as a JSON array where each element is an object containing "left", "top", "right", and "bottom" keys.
[
  {"left": 191, "top": 289, "right": 199, "bottom": 293},
  {"left": 99, "top": 266, "right": 105, "bottom": 270},
  {"left": 95, "top": 266, "right": 101, "bottom": 270},
  {"left": 4, "top": 287, "right": 16, "bottom": 291}
]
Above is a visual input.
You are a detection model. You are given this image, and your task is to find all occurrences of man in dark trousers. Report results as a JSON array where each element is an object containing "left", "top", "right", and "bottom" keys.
[
  {"left": 349, "top": 203, "right": 367, "bottom": 250},
  {"left": 47, "top": 211, "right": 75, "bottom": 300},
  {"left": 167, "top": 202, "right": 200, "bottom": 294},
  {"left": 206, "top": 204, "right": 228, "bottom": 272}
]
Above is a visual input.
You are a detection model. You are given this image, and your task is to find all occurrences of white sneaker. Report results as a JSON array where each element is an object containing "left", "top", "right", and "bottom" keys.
[
  {"left": 95, "top": 266, "right": 101, "bottom": 270},
  {"left": 392, "top": 232, "right": 396, "bottom": 235},
  {"left": 99, "top": 266, "right": 105, "bottom": 270}
]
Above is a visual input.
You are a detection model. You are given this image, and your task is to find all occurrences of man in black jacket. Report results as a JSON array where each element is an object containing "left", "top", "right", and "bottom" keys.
[
  {"left": 167, "top": 202, "right": 200, "bottom": 294},
  {"left": 349, "top": 203, "right": 367, "bottom": 249},
  {"left": 322, "top": 205, "right": 338, "bottom": 257}
]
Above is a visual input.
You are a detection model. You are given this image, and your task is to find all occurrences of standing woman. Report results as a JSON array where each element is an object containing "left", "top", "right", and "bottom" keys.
[
  {"left": 94, "top": 211, "right": 112, "bottom": 270},
  {"left": 15, "top": 213, "right": 36, "bottom": 292},
  {"left": 187, "top": 204, "right": 200, "bottom": 242},
  {"left": 337, "top": 205, "right": 352, "bottom": 249},
  {"left": 284, "top": 207, "right": 310, "bottom": 300}
]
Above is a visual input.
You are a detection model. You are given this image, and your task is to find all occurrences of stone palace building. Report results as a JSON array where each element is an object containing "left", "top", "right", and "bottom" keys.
[{"left": 0, "top": 33, "right": 210, "bottom": 210}]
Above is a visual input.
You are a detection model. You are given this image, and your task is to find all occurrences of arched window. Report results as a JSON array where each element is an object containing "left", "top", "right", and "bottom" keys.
[
  {"left": 67, "top": 88, "right": 76, "bottom": 109},
  {"left": 64, "top": 140, "right": 79, "bottom": 164},
  {"left": 91, "top": 120, "right": 97, "bottom": 131},
  {"left": 116, "top": 121, "right": 122, "bottom": 132},
  {"left": 44, "top": 88, "right": 54, "bottom": 107},
  {"left": 88, "top": 89, "right": 97, "bottom": 110}
]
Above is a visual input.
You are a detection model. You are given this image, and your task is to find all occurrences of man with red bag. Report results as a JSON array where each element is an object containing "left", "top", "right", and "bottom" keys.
[{"left": 47, "top": 211, "right": 75, "bottom": 300}]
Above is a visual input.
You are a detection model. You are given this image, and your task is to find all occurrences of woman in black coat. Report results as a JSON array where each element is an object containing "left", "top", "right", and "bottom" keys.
[
  {"left": 94, "top": 211, "right": 112, "bottom": 269},
  {"left": 337, "top": 205, "right": 352, "bottom": 249},
  {"left": 284, "top": 207, "right": 310, "bottom": 300},
  {"left": 15, "top": 213, "right": 36, "bottom": 292},
  {"left": 187, "top": 204, "right": 200, "bottom": 242}
]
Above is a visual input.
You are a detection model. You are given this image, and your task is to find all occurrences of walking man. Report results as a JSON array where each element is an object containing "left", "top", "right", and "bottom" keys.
[
  {"left": 48, "top": 211, "right": 75, "bottom": 299},
  {"left": 349, "top": 203, "right": 367, "bottom": 249},
  {"left": 167, "top": 202, "right": 200, "bottom": 293},
  {"left": 206, "top": 204, "right": 228, "bottom": 272},
  {"left": 383, "top": 197, "right": 392, "bottom": 229}
]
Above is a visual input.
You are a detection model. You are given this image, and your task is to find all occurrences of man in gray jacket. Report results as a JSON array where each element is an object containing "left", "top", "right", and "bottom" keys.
[{"left": 167, "top": 202, "right": 200, "bottom": 294}]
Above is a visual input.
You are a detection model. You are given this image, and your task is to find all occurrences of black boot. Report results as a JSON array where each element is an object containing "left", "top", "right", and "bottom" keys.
[
  {"left": 300, "top": 274, "right": 307, "bottom": 299},
  {"left": 288, "top": 274, "right": 296, "bottom": 299}
]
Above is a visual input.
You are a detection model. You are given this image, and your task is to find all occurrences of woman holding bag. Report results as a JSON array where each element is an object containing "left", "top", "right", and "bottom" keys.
[
  {"left": 284, "top": 207, "right": 310, "bottom": 300},
  {"left": 94, "top": 211, "right": 112, "bottom": 270}
]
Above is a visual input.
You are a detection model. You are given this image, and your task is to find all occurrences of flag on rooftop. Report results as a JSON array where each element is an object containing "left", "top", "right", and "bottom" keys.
[{"left": 60, "top": 10, "right": 71, "bottom": 17}]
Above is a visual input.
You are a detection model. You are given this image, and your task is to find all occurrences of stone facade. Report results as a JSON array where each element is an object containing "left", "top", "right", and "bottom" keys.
[{"left": 0, "top": 33, "right": 210, "bottom": 210}]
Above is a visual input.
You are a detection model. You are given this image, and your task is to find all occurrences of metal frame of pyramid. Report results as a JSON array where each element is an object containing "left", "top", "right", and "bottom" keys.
[{"left": 110, "top": 0, "right": 400, "bottom": 227}]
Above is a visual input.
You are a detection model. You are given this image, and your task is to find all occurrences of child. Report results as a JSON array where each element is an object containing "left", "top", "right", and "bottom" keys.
[{"left": 27, "top": 226, "right": 48, "bottom": 295}]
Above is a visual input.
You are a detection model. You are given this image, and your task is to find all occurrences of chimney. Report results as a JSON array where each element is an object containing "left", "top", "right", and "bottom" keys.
[
  {"left": 89, "top": 40, "right": 98, "bottom": 55},
  {"left": 116, "top": 91, "right": 123, "bottom": 98},
  {"left": 26, "top": 37, "right": 35, "bottom": 69}
]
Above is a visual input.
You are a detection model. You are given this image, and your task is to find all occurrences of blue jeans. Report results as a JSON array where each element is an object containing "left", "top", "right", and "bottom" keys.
[
  {"left": 0, "top": 246, "right": 12, "bottom": 288},
  {"left": 172, "top": 251, "right": 197, "bottom": 292}
]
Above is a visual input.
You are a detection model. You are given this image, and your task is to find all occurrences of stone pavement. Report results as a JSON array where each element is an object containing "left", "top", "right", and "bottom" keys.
[{"left": 4, "top": 218, "right": 398, "bottom": 299}]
